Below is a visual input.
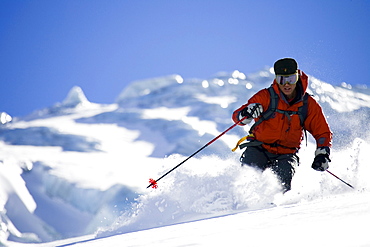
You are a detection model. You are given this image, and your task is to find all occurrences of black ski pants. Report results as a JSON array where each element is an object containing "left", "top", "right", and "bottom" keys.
[{"left": 240, "top": 146, "right": 299, "bottom": 192}]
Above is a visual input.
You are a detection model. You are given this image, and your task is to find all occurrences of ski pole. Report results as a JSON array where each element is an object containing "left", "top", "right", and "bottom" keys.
[
  {"left": 147, "top": 117, "right": 247, "bottom": 189},
  {"left": 326, "top": 170, "right": 354, "bottom": 189}
]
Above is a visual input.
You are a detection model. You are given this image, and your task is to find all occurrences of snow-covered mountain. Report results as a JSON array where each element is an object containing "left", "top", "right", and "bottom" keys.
[{"left": 1, "top": 68, "right": 369, "bottom": 246}]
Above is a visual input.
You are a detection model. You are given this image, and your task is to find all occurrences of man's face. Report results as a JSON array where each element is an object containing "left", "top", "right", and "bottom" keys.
[
  {"left": 278, "top": 82, "right": 297, "bottom": 99},
  {"left": 275, "top": 73, "right": 298, "bottom": 99}
]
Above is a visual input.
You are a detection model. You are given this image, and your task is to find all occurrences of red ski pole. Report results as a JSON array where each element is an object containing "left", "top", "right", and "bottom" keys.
[
  {"left": 326, "top": 170, "right": 354, "bottom": 189},
  {"left": 147, "top": 117, "right": 247, "bottom": 189}
]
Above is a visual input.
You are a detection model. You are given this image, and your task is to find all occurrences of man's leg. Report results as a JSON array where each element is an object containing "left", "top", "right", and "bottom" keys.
[
  {"left": 240, "top": 146, "right": 271, "bottom": 171},
  {"left": 271, "top": 154, "right": 299, "bottom": 192}
]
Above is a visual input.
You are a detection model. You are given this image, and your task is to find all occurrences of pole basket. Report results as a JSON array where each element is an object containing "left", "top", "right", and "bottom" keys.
[{"left": 148, "top": 178, "right": 158, "bottom": 189}]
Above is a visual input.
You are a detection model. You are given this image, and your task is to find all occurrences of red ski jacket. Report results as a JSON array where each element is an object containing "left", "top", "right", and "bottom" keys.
[{"left": 232, "top": 70, "right": 332, "bottom": 154}]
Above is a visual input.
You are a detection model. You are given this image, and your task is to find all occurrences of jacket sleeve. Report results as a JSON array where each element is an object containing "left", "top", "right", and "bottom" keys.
[
  {"left": 304, "top": 96, "right": 333, "bottom": 148},
  {"left": 232, "top": 89, "right": 271, "bottom": 125}
]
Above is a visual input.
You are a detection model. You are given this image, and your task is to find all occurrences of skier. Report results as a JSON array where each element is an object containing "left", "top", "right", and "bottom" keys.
[{"left": 232, "top": 58, "right": 332, "bottom": 192}]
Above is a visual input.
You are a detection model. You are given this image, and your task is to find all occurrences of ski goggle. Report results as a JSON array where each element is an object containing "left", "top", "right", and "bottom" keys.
[{"left": 275, "top": 73, "right": 299, "bottom": 85}]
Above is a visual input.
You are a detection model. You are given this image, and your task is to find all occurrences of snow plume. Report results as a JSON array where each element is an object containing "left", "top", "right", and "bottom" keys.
[
  {"left": 98, "top": 137, "right": 369, "bottom": 238},
  {"left": 97, "top": 154, "right": 283, "bottom": 237},
  {"left": 331, "top": 138, "right": 370, "bottom": 191}
]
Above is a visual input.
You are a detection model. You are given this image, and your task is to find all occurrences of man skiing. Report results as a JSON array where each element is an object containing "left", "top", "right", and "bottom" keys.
[{"left": 232, "top": 58, "right": 332, "bottom": 192}]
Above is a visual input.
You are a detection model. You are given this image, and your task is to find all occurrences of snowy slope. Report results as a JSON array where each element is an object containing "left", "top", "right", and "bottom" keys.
[
  {"left": 1, "top": 68, "right": 370, "bottom": 246},
  {"left": 12, "top": 192, "right": 369, "bottom": 247}
]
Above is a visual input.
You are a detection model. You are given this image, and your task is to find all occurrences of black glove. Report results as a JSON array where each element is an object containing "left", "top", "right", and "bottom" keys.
[
  {"left": 240, "top": 103, "right": 263, "bottom": 118},
  {"left": 312, "top": 147, "right": 331, "bottom": 171}
]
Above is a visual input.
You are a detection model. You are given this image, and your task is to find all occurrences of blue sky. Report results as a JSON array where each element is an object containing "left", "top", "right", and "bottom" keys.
[{"left": 1, "top": 0, "right": 369, "bottom": 117}]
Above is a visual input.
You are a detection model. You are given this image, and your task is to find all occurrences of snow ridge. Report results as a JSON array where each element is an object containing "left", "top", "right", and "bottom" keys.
[{"left": 62, "top": 86, "right": 90, "bottom": 108}]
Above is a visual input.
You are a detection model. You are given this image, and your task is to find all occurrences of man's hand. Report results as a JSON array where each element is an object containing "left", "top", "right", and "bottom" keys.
[
  {"left": 240, "top": 103, "right": 263, "bottom": 119},
  {"left": 312, "top": 147, "right": 331, "bottom": 171}
]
